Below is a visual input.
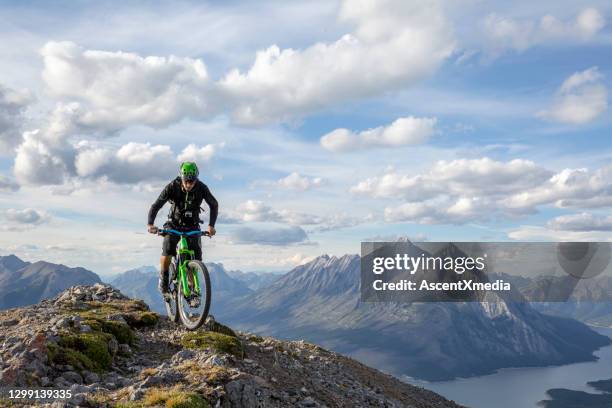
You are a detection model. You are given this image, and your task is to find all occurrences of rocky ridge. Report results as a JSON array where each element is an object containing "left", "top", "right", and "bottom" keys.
[{"left": 0, "top": 284, "right": 465, "bottom": 408}]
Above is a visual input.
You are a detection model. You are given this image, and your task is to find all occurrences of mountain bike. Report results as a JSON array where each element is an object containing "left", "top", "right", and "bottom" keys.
[{"left": 157, "top": 228, "right": 212, "bottom": 330}]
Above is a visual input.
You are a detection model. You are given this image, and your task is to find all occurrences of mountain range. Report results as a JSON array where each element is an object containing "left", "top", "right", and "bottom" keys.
[
  {"left": 498, "top": 273, "right": 612, "bottom": 327},
  {"left": 216, "top": 253, "right": 611, "bottom": 381},
  {"left": 225, "top": 269, "right": 281, "bottom": 291},
  {"left": 0, "top": 254, "right": 101, "bottom": 309}
]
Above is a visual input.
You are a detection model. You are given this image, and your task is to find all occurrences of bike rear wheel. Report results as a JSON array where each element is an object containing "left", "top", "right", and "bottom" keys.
[
  {"left": 164, "top": 261, "right": 179, "bottom": 323},
  {"left": 178, "top": 260, "right": 211, "bottom": 330}
]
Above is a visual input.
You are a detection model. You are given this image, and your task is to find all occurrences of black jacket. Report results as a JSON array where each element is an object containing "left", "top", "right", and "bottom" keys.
[{"left": 148, "top": 177, "right": 218, "bottom": 229}]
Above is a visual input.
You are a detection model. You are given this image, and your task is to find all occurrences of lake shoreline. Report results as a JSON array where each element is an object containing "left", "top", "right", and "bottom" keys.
[
  {"left": 406, "top": 327, "right": 612, "bottom": 384},
  {"left": 539, "top": 358, "right": 612, "bottom": 407},
  {"left": 405, "top": 327, "right": 612, "bottom": 408}
]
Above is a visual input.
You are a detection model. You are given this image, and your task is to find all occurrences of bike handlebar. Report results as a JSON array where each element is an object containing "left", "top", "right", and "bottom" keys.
[{"left": 156, "top": 228, "right": 211, "bottom": 237}]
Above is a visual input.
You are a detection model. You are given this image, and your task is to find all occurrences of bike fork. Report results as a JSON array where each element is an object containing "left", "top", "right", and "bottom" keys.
[
  {"left": 180, "top": 262, "right": 190, "bottom": 297},
  {"left": 193, "top": 268, "right": 201, "bottom": 295}
]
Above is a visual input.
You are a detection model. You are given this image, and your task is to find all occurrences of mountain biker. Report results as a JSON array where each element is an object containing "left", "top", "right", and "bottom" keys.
[{"left": 147, "top": 162, "right": 218, "bottom": 297}]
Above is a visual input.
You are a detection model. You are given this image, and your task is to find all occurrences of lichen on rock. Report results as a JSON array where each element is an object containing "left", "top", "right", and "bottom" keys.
[{"left": 180, "top": 331, "right": 245, "bottom": 358}]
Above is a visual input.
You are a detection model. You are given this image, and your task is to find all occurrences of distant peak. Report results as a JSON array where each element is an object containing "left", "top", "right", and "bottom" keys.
[
  {"left": 2, "top": 254, "right": 22, "bottom": 261},
  {"left": 339, "top": 254, "right": 359, "bottom": 260},
  {"left": 299, "top": 254, "right": 329, "bottom": 267},
  {"left": 207, "top": 262, "right": 225, "bottom": 269},
  {"left": 132, "top": 266, "right": 157, "bottom": 273},
  {"left": 0, "top": 254, "right": 28, "bottom": 271},
  {"left": 32, "top": 260, "right": 55, "bottom": 267},
  {"left": 300, "top": 253, "right": 359, "bottom": 270},
  {"left": 314, "top": 253, "right": 358, "bottom": 263}
]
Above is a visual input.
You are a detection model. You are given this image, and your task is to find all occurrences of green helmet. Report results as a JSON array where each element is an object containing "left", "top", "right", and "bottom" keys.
[{"left": 179, "top": 162, "right": 199, "bottom": 181}]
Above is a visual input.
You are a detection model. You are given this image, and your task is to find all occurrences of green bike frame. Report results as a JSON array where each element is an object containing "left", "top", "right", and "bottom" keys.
[
  {"left": 177, "top": 234, "right": 201, "bottom": 298},
  {"left": 159, "top": 228, "right": 206, "bottom": 298}
]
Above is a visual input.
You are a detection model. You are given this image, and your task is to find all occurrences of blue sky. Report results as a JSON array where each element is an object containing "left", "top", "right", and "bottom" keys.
[{"left": 0, "top": 0, "right": 611, "bottom": 278}]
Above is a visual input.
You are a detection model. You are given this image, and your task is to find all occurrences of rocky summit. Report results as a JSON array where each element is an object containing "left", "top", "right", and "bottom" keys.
[{"left": 0, "top": 284, "right": 464, "bottom": 408}]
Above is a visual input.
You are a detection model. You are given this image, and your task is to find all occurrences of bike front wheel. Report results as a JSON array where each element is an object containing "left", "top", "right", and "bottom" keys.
[
  {"left": 164, "top": 262, "right": 179, "bottom": 323},
  {"left": 178, "top": 260, "right": 211, "bottom": 330}
]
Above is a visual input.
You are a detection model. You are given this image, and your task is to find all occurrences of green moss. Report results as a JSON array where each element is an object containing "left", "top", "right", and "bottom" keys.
[
  {"left": 138, "top": 311, "right": 160, "bottom": 327},
  {"left": 247, "top": 334, "right": 264, "bottom": 343},
  {"left": 59, "top": 299, "right": 157, "bottom": 337},
  {"left": 103, "top": 320, "right": 135, "bottom": 344},
  {"left": 47, "top": 341, "right": 95, "bottom": 371},
  {"left": 88, "top": 299, "right": 149, "bottom": 312},
  {"left": 51, "top": 299, "right": 158, "bottom": 374},
  {"left": 82, "top": 318, "right": 135, "bottom": 345},
  {"left": 142, "top": 387, "right": 209, "bottom": 408},
  {"left": 82, "top": 318, "right": 102, "bottom": 331},
  {"left": 59, "top": 299, "right": 150, "bottom": 318},
  {"left": 207, "top": 321, "right": 237, "bottom": 338},
  {"left": 47, "top": 341, "right": 58, "bottom": 363},
  {"left": 166, "top": 392, "right": 209, "bottom": 408},
  {"left": 181, "top": 331, "right": 244, "bottom": 357},
  {"left": 124, "top": 311, "right": 160, "bottom": 328},
  {"left": 114, "top": 403, "right": 143, "bottom": 408},
  {"left": 179, "top": 361, "right": 229, "bottom": 385},
  {"left": 58, "top": 332, "right": 113, "bottom": 371}
]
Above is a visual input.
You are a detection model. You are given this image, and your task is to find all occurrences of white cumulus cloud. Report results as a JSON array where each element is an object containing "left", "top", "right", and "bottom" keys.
[
  {"left": 234, "top": 200, "right": 283, "bottom": 223},
  {"left": 508, "top": 225, "right": 612, "bottom": 242},
  {"left": 537, "top": 67, "right": 607, "bottom": 124},
  {"left": 351, "top": 158, "right": 550, "bottom": 200},
  {"left": 320, "top": 116, "right": 436, "bottom": 152},
  {"left": 221, "top": 0, "right": 454, "bottom": 125},
  {"left": 354, "top": 159, "right": 612, "bottom": 225},
  {"left": 11, "top": 0, "right": 456, "bottom": 190},
  {"left": 4, "top": 208, "right": 49, "bottom": 224},
  {"left": 38, "top": 0, "right": 454, "bottom": 131},
  {"left": 0, "top": 175, "right": 19, "bottom": 192},
  {"left": 482, "top": 8, "right": 605, "bottom": 54},
  {"left": 41, "top": 41, "right": 215, "bottom": 131},
  {"left": 223, "top": 200, "right": 363, "bottom": 232},
  {"left": 547, "top": 212, "right": 612, "bottom": 232},
  {"left": 177, "top": 143, "right": 222, "bottom": 163},
  {"left": 383, "top": 197, "right": 494, "bottom": 224},
  {"left": 0, "top": 84, "right": 33, "bottom": 153},
  {"left": 16, "top": 132, "right": 221, "bottom": 186},
  {"left": 75, "top": 142, "right": 176, "bottom": 184},
  {"left": 0, "top": 208, "right": 51, "bottom": 230},
  {"left": 276, "top": 172, "right": 323, "bottom": 191},
  {"left": 504, "top": 164, "right": 612, "bottom": 210},
  {"left": 230, "top": 226, "right": 309, "bottom": 246},
  {"left": 14, "top": 130, "right": 75, "bottom": 185}
]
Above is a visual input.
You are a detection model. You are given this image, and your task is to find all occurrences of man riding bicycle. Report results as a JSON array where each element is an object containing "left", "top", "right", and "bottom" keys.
[{"left": 147, "top": 162, "right": 218, "bottom": 297}]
